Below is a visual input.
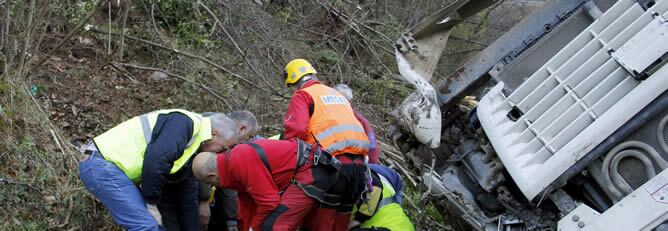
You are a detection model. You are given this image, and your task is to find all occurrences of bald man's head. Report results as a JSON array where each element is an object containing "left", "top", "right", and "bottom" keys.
[{"left": 192, "top": 152, "right": 219, "bottom": 186}]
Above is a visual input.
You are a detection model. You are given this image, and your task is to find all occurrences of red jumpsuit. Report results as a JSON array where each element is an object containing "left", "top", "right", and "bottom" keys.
[
  {"left": 283, "top": 80, "right": 373, "bottom": 231},
  {"left": 216, "top": 139, "right": 316, "bottom": 231},
  {"left": 283, "top": 80, "right": 380, "bottom": 163}
]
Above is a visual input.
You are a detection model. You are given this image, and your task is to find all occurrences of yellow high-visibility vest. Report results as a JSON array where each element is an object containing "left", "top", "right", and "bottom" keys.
[
  {"left": 93, "top": 109, "right": 212, "bottom": 183},
  {"left": 354, "top": 175, "right": 415, "bottom": 230}
]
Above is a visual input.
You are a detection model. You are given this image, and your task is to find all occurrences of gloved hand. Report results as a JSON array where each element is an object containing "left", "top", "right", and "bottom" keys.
[
  {"left": 199, "top": 201, "right": 210, "bottom": 230},
  {"left": 146, "top": 203, "right": 163, "bottom": 225}
]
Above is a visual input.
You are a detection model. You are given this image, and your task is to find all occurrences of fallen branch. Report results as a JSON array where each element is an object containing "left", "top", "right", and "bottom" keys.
[
  {"left": 0, "top": 177, "right": 42, "bottom": 194},
  {"left": 88, "top": 26, "right": 274, "bottom": 96},
  {"left": 50, "top": 128, "right": 66, "bottom": 158},
  {"left": 109, "top": 62, "right": 140, "bottom": 84},
  {"left": 114, "top": 62, "right": 233, "bottom": 110},
  {"left": 377, "top": 139, "right": 417, "bottom": 186},
  {"left": 380, "top": 155, "right": 417, "bottom": 187},
  {"left": 377, "top": 140, "right": 406, "bottom": 161}
]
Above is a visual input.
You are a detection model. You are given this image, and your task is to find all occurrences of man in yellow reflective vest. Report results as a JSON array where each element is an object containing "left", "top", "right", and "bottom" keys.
[
  {"left": 350, "top": 164, "right": 415, "bottom": 231},
  {"left": 78, "top": 109, "right": 239, "bottom": 231}
]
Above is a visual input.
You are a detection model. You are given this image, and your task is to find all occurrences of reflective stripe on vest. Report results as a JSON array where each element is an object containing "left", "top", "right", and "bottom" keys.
[
  {"left": 301, "top": 84, "right": 369, "bottom": 156},
  {"left": 139, "top": 113, "right": 198, "bottom": 147},
  {"left": 314, "top": 124, "right": 365, "bottom": 141},
  {"left": 377, "top": 174, "right": 398, "bottom": 209},
  {"left": 140, "top": 115, "right": 152, "bottom": 144},
  {"left": 94, "top": 109, "right": 212, "bottom": 183},
  {"left": 324, "top": 139, "right": 370, "bottom": 154}
]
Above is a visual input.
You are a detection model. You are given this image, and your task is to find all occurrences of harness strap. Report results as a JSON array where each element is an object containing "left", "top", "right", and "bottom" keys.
[
  {"left": 245, "top": 140, "right": 314, "bottom": 195},
  {"left": 294, "top": 181, "right": 342, "bottom": 206},
  {"left": 247, "top": 142, "right": 272, "bottom": 173},
  {"left": 296, "top": 140, "right": 311, "bottom": 168}
]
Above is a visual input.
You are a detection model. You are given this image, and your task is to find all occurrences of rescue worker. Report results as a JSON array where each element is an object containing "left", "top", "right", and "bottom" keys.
[
  {"left": 158, "top": 111, "right": 259, "bottom": 231},
  {"left": 350, "top": 164, "right": 414, "bottom": 231},
  {"left": 191, "top": 139, "right": 340, "bottom": 231},
  {"left": 79, "top": 109, "right": 239, "bottom": 231},
  {"left": 198, "top": 110, "right": 261, "bottom": 231},
  {"left": 208, "top": 110, "right": 261, "bottom": 231},
  {"left": 333, "top": 84, "right": 381, "bottom": 164},
  {"left": 281, "top": 58, "right": 370, "bottom": 230},
  {"left": 228, "top": 110, "right": 261, "bottom": 141}
]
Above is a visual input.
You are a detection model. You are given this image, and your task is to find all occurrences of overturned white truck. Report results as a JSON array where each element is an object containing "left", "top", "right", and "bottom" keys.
[{"left": 390, "top": 0, "right": 668, "bottom": 230}]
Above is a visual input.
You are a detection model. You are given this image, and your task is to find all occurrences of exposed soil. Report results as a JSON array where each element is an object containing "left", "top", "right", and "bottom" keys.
[{"left": 32, "top": 36, "right": 207, "bottom": 143}]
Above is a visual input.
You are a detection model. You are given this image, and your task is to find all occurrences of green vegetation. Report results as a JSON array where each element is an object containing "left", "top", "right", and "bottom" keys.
[{"left": 0, "top": 0, "right": 524, "bottom": 230}]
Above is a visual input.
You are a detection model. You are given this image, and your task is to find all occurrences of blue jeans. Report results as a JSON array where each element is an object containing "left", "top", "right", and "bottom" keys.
[{"left": 79, "top": 153, "right": 162, "bottom": 231}]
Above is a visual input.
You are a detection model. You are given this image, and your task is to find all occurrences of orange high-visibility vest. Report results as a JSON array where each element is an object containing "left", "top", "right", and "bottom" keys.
[{"left": 301, "top": 84, "right": 370, "bottom": 156}]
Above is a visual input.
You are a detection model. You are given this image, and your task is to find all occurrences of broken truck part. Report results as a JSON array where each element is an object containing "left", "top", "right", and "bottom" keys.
[{"left": 392, "top": 0, "right": 668, "bottom": 230}]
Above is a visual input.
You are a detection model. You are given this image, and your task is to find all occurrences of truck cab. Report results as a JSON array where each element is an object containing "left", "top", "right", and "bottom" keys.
[{"left": 391, "top": 0, "right": 668, "bottom": 230}]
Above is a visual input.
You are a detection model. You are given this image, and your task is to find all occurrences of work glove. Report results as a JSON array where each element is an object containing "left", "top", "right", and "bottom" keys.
[
  {"left": 199, "top": 201, "right": 210, "bottom": 230},
  {"left": 146, "top": 203, "right": 163, "bottom": 226}
]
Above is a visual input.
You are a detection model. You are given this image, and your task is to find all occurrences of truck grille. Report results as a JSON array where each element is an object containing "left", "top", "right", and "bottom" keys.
[{"left": 476, "top": 0, "right": 668, "bottom": 200}]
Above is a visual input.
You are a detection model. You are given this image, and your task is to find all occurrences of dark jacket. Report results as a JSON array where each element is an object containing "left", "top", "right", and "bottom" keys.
[{"left": 140, "top": 112, "right": 195, "bottom": 204}]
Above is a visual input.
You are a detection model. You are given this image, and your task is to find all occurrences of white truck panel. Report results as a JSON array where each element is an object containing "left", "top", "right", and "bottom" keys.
[
  {"left": 558, "top": 168, "right": 668, "bottom": 231},
  {"left": 477, "top": 0, "right": 668, "bottom": 200}
]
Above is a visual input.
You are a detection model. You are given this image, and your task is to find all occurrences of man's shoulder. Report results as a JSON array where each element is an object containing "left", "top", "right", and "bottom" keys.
[{"left": 159, "top": 111, "right": 195, "bottom": 125}]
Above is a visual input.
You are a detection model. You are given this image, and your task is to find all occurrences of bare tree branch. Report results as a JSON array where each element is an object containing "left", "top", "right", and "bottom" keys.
[
  {"left": 118, "top": 0, "right": 130, "bottom": 60},
  {"left": 15, "top": 0, "right": 36, "bottom": 78},
  {"left": 197, "top": 1, "right": 285, "bottom": 98},
  {"left": 107, "top": 0, "right": 111, "bottom": 55},
  {"left": 149, "top": 0, "right": 167, "bottom": 43},
  {"left": 89, "top": 26, "right": 276, "bottom": 96}
]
